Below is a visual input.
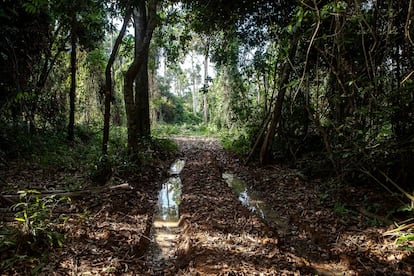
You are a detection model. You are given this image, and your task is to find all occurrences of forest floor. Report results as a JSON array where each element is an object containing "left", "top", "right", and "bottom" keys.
[{"left": 1, "top": 135, "right": 413, "bottom": 275}]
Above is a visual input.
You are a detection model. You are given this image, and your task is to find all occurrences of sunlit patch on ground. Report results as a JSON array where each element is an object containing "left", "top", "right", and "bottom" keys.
[{"left": 1, "top": 136, "right": 412, "bottom": 274}]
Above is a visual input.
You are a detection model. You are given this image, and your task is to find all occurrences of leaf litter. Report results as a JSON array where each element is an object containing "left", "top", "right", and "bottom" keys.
[{"left": 0, "top": 135, "right": 412, "bottom": 275}]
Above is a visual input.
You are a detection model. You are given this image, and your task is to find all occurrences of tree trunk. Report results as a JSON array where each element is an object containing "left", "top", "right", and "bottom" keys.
[
  {"left": 191, "top": 53, "right": 198, "bottom": 114},
  {"left": 149, "top": 67, "right": 159, "bottom": 124},
  {"left": 405, "top": 0, "right": 414, "bottom": 45},
  {"left": 68, "top": 17, "right": 77, "bottom": 142},
  {"left": 259, "top": 34, "right": 299, "bottom": 164},
  {"left": 134, "top": 6, "right": 150, "bottom": 138},
  {"left": 36, "top": 25, "right": 64, "bottom": 94},
  {"left": 102, "top": 8, "right": 131, "bottom": 155},
  {"left": 203, "top": 41, "right": 209, "bottom": 124},
  {"left": 124, "top": 0, "right": 157, "bottom": 152}
]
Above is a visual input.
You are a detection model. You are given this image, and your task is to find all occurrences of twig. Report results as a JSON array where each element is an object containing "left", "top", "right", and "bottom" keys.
[
  {"left": 139, "top": 233, "right": 153, "bottom": 242},
  {"left": 383, "top": 223, "right": 414, "bottom": 236},
  {"left": 360, "top": 168, "right": 406, "bottom": 205},
  {"left": 109, "top": 183, "right": 132, "bottom": 190},
  {"left": 378, "top": 171, "right": 414, "bottom": 203}
]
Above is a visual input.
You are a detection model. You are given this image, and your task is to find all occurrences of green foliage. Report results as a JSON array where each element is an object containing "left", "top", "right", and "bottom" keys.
[
  {"left": 151, "top": 137, "right": 179, "bottom": 157},
  {"left": 1, "top": 0, "right": 108, "bottom": 130},
  {"left": 181, "top": 0, "right": 295, "bottom": 37},
  {"left": 334, "top": 202, "right": 348, "bottom": 214},
  {"left": 12, "top": 190, "right": 69, "bottom": 247},
  {"left": 90, "top": 155, "right": 113, "bottom": 185},
  {"left": 390, "top": 222, "right": 414, "bottom": 251},
  {"left": 152, "top": 124, "right": 179, "bottom": 136},
  {"left": 287, "top": 6, "right": 312, "bottom": 34},
  {"left": 54, "top": 0, "right": 107, "bottom": 51},
  {"left": 126, "top": 136, "right": 179, "bottom": 168},
  {"left": 63, "top": 176, "right": 83, "bottom": 191},
  {"left": 153, "top": 123, "right": 210, "bottom": 137},
  {"left": 119, "top": 34, "right": 135, "bottom": 59},
  {"left": 153, "top": 70, "right": 198, "bottom": 125},
  {"left": 221, "top": 128, "right": 251, "bottom": 156},
  {"left": 85, "top": 48, "right": 107, "bottom": 73},
  {"left": 0, "top": 122, "right": 105, "bottom": 182},
  {"left": 35, "top": 126, "right": 101, "bottom": 171},
  {"left": 22, "top": 0, "right": 48, "bottom": 14},
  {"left": 0, "top": 0, "right": 51, "bottom": 110},
  {"left": 0, "top": 120, "right": 176, "bottom": 187},
  {"left": 154, "top": 3, "right": 192, "bottom": 64},
  {"left": 320, "top": 1, "right": 348, "bottom": 20},
  {"left": 161, "top": 95, "right": 185, "bottom": 124},
  {"left": 0, "top": 190, "right": 69, "bottom": 272},
  {"left": 396, "top": 233, "right": 414, "bottom": 245}
]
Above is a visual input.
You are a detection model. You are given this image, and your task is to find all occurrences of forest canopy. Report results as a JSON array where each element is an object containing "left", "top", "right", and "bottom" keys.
[
  {"left": 1, "top": 0, "right": 414, "bottom": 274},
  {"left": 1, "top": 0, "right": 413, "bottom": 192}
]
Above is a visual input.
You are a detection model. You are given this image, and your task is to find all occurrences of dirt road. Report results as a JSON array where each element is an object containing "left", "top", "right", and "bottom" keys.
[
  {"left": 166, "top": 136, "right": 412, "bottom": 275},
  {"left": 3, "top": 135, "right": 412, "bottom": 275}
]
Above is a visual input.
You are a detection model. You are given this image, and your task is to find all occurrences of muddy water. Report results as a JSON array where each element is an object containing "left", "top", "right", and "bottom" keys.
[
  {"left": 222, "top": 172, "right": 288, "bottom": 232},
  {"left": 147, "top": 159, "right": 185, "bottom": 270}
]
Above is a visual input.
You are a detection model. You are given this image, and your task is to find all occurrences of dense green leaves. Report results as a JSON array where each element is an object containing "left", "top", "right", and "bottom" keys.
[
  {"left": 0, "top": 0, "right": 413, "bottom": 200},
  {"left": 0, "top": 0, "right": 51, "bottom": 109}
]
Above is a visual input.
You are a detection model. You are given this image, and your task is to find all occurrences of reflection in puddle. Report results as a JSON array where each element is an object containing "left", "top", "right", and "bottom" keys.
[
  {"left": 223, "top": 172, "right": 287, "bottom": 230},
  {"left": 222, "top": 172, "right": 350, "bottom": 276},
  {"left": 169, "top": 159, "right": 185, "bottom": 175},
  {"left": 154, "top": 176, "right": 182, "bottom": 227},
  {"left": 223, "top": 172, "right": 266, "bottom": 218},
  {"left": 148, "top": 159, "right": 185, "bottom": 265}
]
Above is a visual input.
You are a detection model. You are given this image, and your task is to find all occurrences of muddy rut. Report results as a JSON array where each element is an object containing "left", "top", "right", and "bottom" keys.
[
  {"left": 164, "top": 136, "right": 310, "bottom": 275},
  {"left": 152, "top": 136, "right": 413, "bottom": 275},
  {"left": 176, "top": 150, "right": 286, "bottom": 274},
  {"left": 11, "top": 135, "right": 410, "bottom": 275}
]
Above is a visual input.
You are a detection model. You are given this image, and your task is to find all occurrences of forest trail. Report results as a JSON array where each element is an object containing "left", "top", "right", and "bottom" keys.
[
  {"left": 2, "top": 136, "right": 412, "bottom": 275},
  {"left": 172, "top": 136, "right": 288, "bottom": 274},
  {"left": 147, "top": 136, "right": 413, "bottom": 275}
]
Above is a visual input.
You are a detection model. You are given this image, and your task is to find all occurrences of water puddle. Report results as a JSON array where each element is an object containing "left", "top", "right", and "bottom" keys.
[
  {"left": 153, "top": 176, "right": 181, "bottom": 228},
  {"left": 147, "top": 159, "right": 185, "bottom": 268},
  {"left": 169, "top": 159, "right": 185, "bottom": 175},
  {"left": 222, "top": 172, "right": 288, "bottom": 231}
]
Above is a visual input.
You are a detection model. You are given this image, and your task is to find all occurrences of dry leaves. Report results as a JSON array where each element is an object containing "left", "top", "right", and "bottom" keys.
[{"left": 1, "top": 136, "right": 412, "bottom": 275}]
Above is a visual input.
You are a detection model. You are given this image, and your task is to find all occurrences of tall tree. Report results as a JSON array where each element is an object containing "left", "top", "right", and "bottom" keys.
[
  {"left": 54, "top": 0, "right": 106, "bottom": 141},
  {"left": 202, "top": 36, "right": 210, "bottom": 124},
  {"left": 67, "top": 14, "right": 78, "bottom": 141},
  {"left": 189, "top": 52, "right": 201, "bottom": 114},
  {"left": 102, "top": 6, "right": 132, "bottom": 154},
  {"left": 124, "top": 0, "right": 158, "bottom": 152}
]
